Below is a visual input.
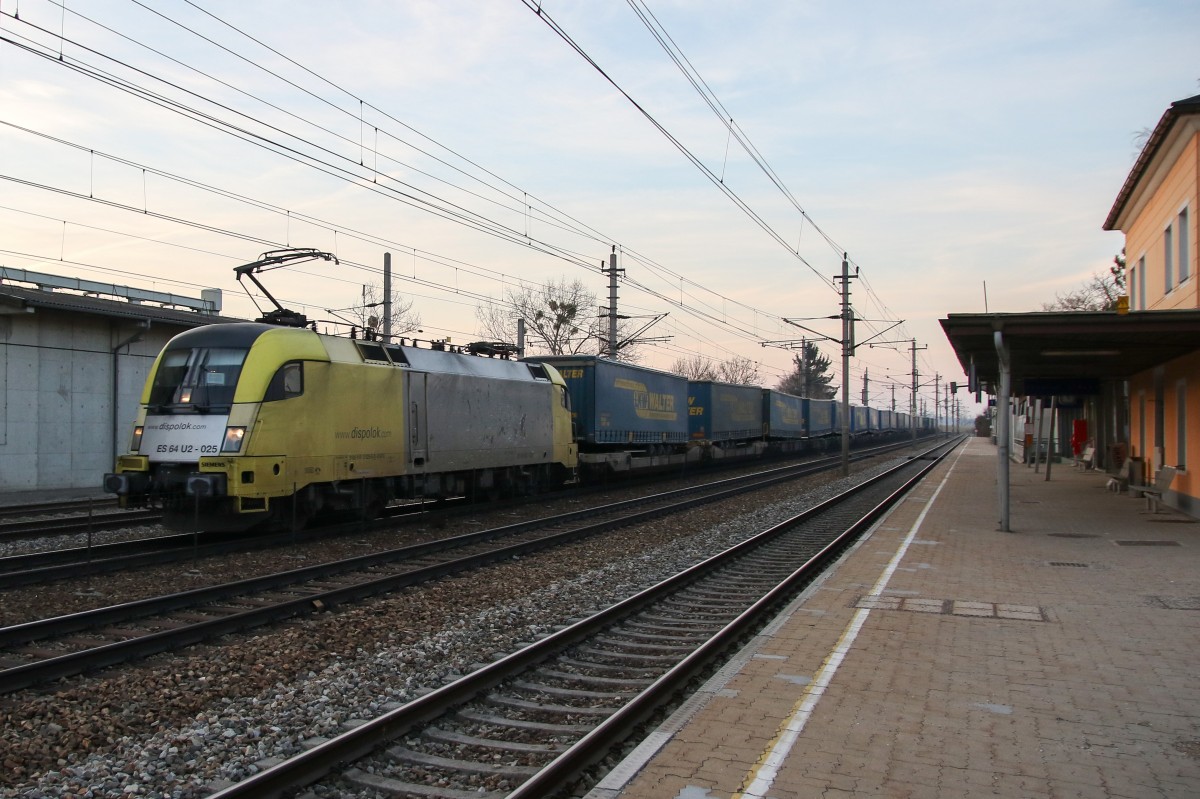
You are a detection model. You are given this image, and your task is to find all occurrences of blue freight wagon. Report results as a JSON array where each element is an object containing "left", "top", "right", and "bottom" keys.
[
  {"left": 806, "top": 398, "right": 838, "bottom": 437},
  {"left": 524, "top": 355, "right": 689, "bottom": 448},
  {"left": 850, "top": 405, "right": 870, "bottom": 435},
  {"left": 688, "top": 381, "right": 764, "bottom": 443},
  {"left": 764, "top": 389, "right": 806, "bottom": 439}
]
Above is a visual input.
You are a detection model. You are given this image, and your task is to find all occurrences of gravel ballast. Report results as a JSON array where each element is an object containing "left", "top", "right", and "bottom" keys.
[{"left": 1, "top": 455, "right": 910, "bottom": 798}]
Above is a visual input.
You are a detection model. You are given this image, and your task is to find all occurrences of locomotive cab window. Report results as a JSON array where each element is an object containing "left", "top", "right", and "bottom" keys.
[
  {"left": 264, "top": 361, "right": 304, "bottom": 402},
  {"left": 149, "top": 347, "right": 247, "bottom": 410}
]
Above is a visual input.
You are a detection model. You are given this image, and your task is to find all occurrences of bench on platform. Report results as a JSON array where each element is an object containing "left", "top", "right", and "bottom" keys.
[
  {"left": 1106, "top": 458, "right": 1133, "bottom": 493},
  {"left": 1073, "top": 446, "right": 1095, "bottom": 470},
  {"left": 1137, "top": 466, "right": 1177, "bottom": 512}
]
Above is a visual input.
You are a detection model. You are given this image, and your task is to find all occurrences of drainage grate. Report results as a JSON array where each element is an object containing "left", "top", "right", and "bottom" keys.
[
  {"left": 1048, "top": 533, "right": 1099, "bottom": 539},
  {"left": 1048, "top": 561, "right": 1089, "bottom": 568},
  {"left": 1114, "top": 540, "right": 1181, "bottom": 546}
]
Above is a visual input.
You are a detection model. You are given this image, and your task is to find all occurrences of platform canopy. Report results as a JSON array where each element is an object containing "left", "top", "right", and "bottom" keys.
[{"left": 940, "top": 310, "right": 1200, "bottom": 397}]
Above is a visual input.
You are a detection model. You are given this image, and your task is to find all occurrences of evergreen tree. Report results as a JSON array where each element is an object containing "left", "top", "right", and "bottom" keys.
[{"left": 776, "top": 341, "right": 836, "bottom": 398}]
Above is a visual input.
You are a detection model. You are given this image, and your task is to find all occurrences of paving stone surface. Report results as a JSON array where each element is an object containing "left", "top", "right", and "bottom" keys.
[{"left": 588, "top": 437, "right": 1200, "bottom": 799}]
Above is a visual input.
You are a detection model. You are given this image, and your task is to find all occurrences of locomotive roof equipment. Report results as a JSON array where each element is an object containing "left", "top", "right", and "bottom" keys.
[{"left": 234, "top": 248, "right": 338, "bottom": 329}]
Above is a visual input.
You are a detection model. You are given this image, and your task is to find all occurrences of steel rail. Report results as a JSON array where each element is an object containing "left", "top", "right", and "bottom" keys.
[
  {"left": 0, "top": 510, "right": 162, "bottom": 544},
  {"left": 508, "top": 437, "right": 959, "bottom": 799},
  {"left": 0, "top": 438, "right": 916, "bottom": 586},
  {"left": 0, "top": 440, "right": 924, "bottom": 693},
  {"left": 0, "top": 498, "right": 117, "bottom": 519},
  {"left": 204, "top": 437, "right": 962, "bottom": 799}
]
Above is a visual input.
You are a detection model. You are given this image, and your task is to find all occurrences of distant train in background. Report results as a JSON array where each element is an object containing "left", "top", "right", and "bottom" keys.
[
  {"left": 105, "top": 323, "right": 933, "bottom": 530},
  {"left": 526, "top": 355, "right": 929, "bottom": 476}
]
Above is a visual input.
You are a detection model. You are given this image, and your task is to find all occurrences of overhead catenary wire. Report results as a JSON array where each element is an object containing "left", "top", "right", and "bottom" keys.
[
  {"left": 0, "top": 3, "right": 931, "bottom": 387},
  {"left": 518, "top": 0, "right": 836, "bottom": 294},
  {"left": 0, "top": 17, "right": 609, "bottom": 268},
  {"left": 530, "top": 0, "right": 921, "bottom": 367},
  {"left": 7, "top": 4, "right": 796, "bottom": 338}
]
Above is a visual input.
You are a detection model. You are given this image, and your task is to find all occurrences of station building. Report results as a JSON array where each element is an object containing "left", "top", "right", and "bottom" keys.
[
  {"left": 1103, "top": 92, "right": 1200, "bottom": 515},
  {"left": 942, "top": 92, "right": 1200, "bottom": 520},
  {"left": 0, "top": 268, "right": 224, "bottom": 496}
]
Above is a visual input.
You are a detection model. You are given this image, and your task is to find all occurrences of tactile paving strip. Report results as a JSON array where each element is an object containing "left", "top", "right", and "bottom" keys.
[{"left": 854, "top": 594, "right": 1046, "bottom": 621}]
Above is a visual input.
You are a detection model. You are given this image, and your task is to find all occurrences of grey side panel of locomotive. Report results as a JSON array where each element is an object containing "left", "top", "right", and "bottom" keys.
[{"left": 409, "top": 370, "right": 554, "bottom": 471}]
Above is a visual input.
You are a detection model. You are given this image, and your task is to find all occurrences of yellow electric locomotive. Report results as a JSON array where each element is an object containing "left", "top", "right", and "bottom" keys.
[{"left": 105, "top": 322, "right": 578, "bottom": 530}]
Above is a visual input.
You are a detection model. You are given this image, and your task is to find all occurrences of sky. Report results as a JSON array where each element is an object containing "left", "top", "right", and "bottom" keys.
[{"left": 2, "top": 0, "right": 1198, "bottom": 423}]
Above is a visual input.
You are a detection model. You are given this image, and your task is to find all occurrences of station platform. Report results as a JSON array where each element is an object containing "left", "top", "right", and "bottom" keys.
[{"left": 589, "top": 436, "right": 1200, "bottom": 799}]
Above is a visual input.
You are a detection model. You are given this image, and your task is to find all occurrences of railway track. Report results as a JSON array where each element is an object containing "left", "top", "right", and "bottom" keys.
[
  {"left": 204, "top": 436, "right": 961, "bottom": 798},
  {"left": 0, "top": 440, "right": 927, "bottom": 694},
  {"left": 0, "top": 439, "right": 915, "bottom": 586},
  {"left": 0, "top": 498, "right": 444, "bottom": 586},
  {"left": 0, "top": 497, "right": 117, "bottom": 520},
  {"left": 0, "top": 506, "right": 160, "bottom": 544}
]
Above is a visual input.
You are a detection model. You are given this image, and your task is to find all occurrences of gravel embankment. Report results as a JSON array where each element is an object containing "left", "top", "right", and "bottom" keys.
[{"left": 1, "top": 456, "right": 906, "bottom": 798}]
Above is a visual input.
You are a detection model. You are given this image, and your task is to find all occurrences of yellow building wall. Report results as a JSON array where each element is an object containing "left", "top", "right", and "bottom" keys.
[
  {"left": 1128, "top": 350, "right": 1200, "bottom": 509},
  {"left": 1126, "top": 133, "right": 1198, "bottom": 311}
]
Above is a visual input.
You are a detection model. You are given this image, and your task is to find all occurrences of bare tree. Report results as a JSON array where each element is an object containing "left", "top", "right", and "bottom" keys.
[
  {"left": 671, "top": 354, "right": 719, "bottom": 380},
  {"left": 476, "top": 277, "right": 650, "bottom": 360},
  {"left": 1041, "top": 252, "right": 1125, "bottom": 312},
  {"left": 477, "top": 278, "right": 599, "bottom": 356},
  {"left": 670, "top": 354, "right": 760, "bottom": 385},
  {"left": 348, "top": 284, "right": 422, "bottom": 338},
  {"left": 716, "top": 356, "right": 760, "bottom": 385},
  {"left": 1131, "top": 126, "right": 1153, "bottom": 161}
]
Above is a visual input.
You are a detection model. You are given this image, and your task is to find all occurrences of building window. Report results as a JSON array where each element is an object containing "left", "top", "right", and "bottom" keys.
[
  {"left": 1178, "top": 380, "right": 1188, "bottom": 470},
  {"left": 1180, "top": 206, "right": 1190, "bottom": 282},
  {"left": 1137, "top": 256, "right": 1146, "bottom": 309},
  {"left": 1164, "top": 223, "right": 1174, "bottom": 290}
]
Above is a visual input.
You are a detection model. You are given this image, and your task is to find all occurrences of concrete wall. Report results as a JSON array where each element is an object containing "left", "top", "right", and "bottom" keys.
[{"left": 0, "top": 310, "right": 187, "bottom": 494}]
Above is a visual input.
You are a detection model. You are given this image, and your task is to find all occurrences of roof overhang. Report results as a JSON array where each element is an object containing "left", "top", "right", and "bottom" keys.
[
  {"left": 1104, "top": 93, "right": 1200, "bottom": 232},
  {"left": 0, "top": 284, "right": 231, "bottom": 326},
  {"left": 940, "top": 310, "right": 1200, "bottom": 397}
]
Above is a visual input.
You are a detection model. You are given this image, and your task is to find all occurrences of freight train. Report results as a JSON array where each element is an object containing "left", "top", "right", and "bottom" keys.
[{"left": 104, "top": 323, "right": 932, "bottom": 530}]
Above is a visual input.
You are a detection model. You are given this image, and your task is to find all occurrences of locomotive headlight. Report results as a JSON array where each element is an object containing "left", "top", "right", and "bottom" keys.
[
  {"left": 222, "top": 426, "right": 246, "bottom": 453},
  {"left": 130, "top": 425, "right": 144, "bottom": 452}
]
